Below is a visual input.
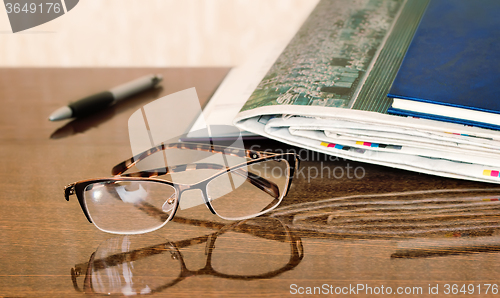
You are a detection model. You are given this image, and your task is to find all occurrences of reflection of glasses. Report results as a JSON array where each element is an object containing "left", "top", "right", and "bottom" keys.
[
  {"left": 70, "top": 217, "right": 304, "bottom": 295},
  {"left": 64, "top": 142, "right": 299, "bottom": 234}
]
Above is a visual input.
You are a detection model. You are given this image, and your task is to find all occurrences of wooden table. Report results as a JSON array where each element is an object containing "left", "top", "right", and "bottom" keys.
[{"left": 2, "top": 68, "right": 500, "bottom": 297}]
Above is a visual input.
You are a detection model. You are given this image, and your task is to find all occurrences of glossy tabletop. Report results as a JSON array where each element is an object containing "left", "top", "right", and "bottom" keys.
[{"left": 1, "top": 68, "right": 500, "bottom": 297}]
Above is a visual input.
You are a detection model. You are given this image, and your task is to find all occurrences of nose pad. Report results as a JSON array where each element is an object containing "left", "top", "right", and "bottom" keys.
[{"left": 162, "top": 193, "right": 177, "bottom": 213}]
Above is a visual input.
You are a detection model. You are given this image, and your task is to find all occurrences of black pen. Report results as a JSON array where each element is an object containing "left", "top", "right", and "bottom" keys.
[{"left": 48, "top": 74, "right": 162, "bottom": 121}]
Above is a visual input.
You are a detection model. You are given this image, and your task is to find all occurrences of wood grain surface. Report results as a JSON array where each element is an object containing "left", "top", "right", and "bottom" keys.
[{"left": 1, "top": 68, "right": 500, "bottom": 297}]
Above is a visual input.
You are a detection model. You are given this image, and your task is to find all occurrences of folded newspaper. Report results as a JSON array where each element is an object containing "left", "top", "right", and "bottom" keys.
[{"left": 192, "top": 0, "right": 500, "bottom": 184}]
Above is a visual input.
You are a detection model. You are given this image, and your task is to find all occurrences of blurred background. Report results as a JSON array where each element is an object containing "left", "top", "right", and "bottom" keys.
[{"left": 0, "top": 0, "right": 318, "bottom": 67}]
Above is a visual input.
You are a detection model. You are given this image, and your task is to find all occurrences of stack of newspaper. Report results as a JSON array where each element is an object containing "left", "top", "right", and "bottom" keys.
[{"left": 190, "top": 0, "right": 500, "bottom": 184}]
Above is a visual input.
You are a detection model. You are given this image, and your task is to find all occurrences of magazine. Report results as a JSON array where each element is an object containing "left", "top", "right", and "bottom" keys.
[{"left": 193, "top": 0, "right": 500, "bottom": 184}]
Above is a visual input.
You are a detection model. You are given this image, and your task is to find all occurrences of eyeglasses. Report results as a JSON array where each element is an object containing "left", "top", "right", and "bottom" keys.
[
  {"left": 65, "top": 142, "right": 299, "bottom": 234},
  {"left": 70, "top": 217, "right": 304, "bottom": 295}
]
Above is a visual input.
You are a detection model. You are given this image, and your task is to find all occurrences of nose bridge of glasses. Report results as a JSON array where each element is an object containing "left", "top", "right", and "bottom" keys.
[{"left": 177, "top": 187, "right": 216, "bottom": 214}]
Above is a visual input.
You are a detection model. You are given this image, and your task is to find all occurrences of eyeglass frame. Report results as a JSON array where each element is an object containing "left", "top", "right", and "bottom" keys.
[{"left": 64, "top": 142, "right": 299, "bottom": 233}]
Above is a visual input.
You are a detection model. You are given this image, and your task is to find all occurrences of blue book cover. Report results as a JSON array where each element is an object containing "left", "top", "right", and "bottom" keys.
[{"left": 387, "top": 0, "right": 500, "bottom": 125}]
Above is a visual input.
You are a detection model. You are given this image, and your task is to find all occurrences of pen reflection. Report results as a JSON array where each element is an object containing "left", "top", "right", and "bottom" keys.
[
  {"left": 50, "top": 86, "right": 163, "bottom": 139},
  {"left": 71, "top": 217, "right": 303, "bottom": 295}
]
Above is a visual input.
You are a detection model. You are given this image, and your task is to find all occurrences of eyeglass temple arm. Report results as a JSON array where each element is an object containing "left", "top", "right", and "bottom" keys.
[
  {"left": 244, "top": 170, "right": 280, "bottom": 199},
  {"left": 121, "top": 162, "right": 280, "bottom": 199},
  {"left": 111, "top": 142, "right": 273, "bottom": 176}
]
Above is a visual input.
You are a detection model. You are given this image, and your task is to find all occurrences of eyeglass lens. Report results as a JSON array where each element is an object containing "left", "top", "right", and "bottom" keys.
[
  {"left": 83, "top": 181, "right": 177, "bottom": 234},
  {"left": 207, "top": 159, "right": 290, "bottom": 220}
]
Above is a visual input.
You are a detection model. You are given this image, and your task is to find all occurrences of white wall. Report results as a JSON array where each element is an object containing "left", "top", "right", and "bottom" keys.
[{"left": 0, "top": 0, "right": 318, "bottom": 67}]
